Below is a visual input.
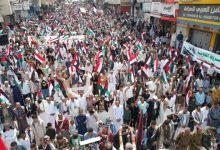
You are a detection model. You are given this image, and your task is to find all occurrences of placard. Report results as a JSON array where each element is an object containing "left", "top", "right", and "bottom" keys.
[
  {"left": 161, "top": 3, "right": 176, "bottom": 16},
  {"left": 179, "top": 4, "right": 220, "bottom": 22}
]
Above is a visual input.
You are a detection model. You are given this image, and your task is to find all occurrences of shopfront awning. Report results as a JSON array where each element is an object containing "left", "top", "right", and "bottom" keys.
[
  {"left": 161, "top": 16, "right": 176, "bottom": 22},
  {"left": 146, "top": 13, "right": 161, "bottom": 18},
  {"left": 177, "top": 17, "right": 220, "bottom": 31}
]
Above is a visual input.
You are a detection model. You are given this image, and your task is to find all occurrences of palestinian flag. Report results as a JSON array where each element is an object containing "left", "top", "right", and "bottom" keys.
[
  {"left": 95, "top": 58, "right": 102, "bottom": 73},
  {"left": 185, "top": 90, "right": 191, "bottom": 106},
  {"left": 129, "top": 67, "right": 134, "bottom": 84},
  {"left": 54, "top": 80, "right": 60, "bottom": 92},
  {"left": 129, "top": 53, "right": 137, "bottom": 65},
  {"left": 126, "top": 47, "right": 131, "bottom": 60},
  {"left": 105, "top": 89, "right": 111, "bottom": 98},
  {"left": 87, "top": 29, "right": 95, "bottom": 36},
  {"left": 142, "top": 64, "right": 148, "bottom": 76},
  {"left": 146, "top": 55, "right": 151, "bottom": 65},
  {"left": 154, "top": 56, "right": 159, "bottom": 72},
  {"left": 137, "top": 41, "right": 143, "bottom": 51},
  {"left": 0, "top": 89, "right": 10, "bottom": 104},
  {"left": 186, "top": 57, "right": 191, "bottom": 69},
  {"left": 161, "top": 70, "right": 168, "bottom": 84},
  {"left": 34, "top": 51, "right": 45, "bottom": 64},
  {"left": 13, "top": 72, "right": 20, "bottom": 86},
  {"left": 102, "top": 45, "right": 107, "bottom": 55},
  {"left": 1, "top": 56, "right": 7, "bottom": 66}
]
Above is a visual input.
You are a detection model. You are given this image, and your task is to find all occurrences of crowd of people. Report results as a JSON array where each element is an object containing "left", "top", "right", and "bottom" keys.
[{"left": 0, "top": 1, "right": 220, "bottom": 150}]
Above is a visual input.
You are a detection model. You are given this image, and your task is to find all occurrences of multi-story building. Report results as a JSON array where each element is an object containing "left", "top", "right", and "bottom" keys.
[{"left": 177, "top": 0, "right": 220, "bottom": 53}]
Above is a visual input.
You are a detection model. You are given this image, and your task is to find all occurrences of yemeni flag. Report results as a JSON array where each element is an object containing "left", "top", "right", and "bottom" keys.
[
  {"left": 137, "top": 41, "right": 143, "bottom": 51},
  {"left": 72, "top": 52, "right": 78, "bottom": 65},
  {"left": 95, "top": 58, "right": 102, "bottom": 73},
  {"left": 185, "top": 90, "right": 191, "bottom": 106},
  {"left": 69, "top": 65, "right": 76, "bottom": 75},
  {"left": 184, "top": 67, "right": 194, "bottom": 92},
  {"left": 48, "top": 81, "right": 54, "bottom": 96},
  {"left": 96, "top": 51, "right": 103, "bottom": 60},
  {"left": 34, "top": 50, "right": 45, "bottom": 64},
  {"left": 136, "top": 110, "right": 144, "bottom": 148},
  {"left": 129, "top": 52, "right": 137, "bottom": 65},
  {"left": 142, "top": 64, "right": 148, "bottom": 76},
  {"left": 154, "top": 56, "right": 159, "bottom": 72},
  {"left": 129, "top": 67, "right": 134, "bottom": 84},
  {"left": 1, "top": 56, "right": 7, "bottom": 66},
  {"left": 161, "top": 70, "right": 168, "bottom": 84},
  {"left": 0, "top": 89, "right": 10, "bottom": 104}
]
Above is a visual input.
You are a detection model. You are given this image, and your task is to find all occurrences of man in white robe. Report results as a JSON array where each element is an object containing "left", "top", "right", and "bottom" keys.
[
  {"left": 44, "top": 97, "right": 58, "bottom": 128},
  {"left": 68, "top": 97, "right": 80, "bottom": 120},
  {"left": 112, "top": 100, "right": 124, "bottom": 132},
  {"left": 145, "top": 78, "right": 157, "bottom": 99},
  {"left": 71, "top": 87, "right": 92, "bottom": 113},
  {"left": 108, "top": 71, "right": 116, "bottom": 92},
  {"left": 201, "top": 104, "right": 210, "bottom": 129}
]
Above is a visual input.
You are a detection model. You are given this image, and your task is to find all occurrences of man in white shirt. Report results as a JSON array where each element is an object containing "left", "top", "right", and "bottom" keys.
[
  {"left": 112, "top": 100, "right": 124, "bottom": 132},
  {"left": 108, "top": 71, "right": 116, "bottom": 92},
  {"left": 20, "top": 79, "right": 31, "bottom": 101},
  {"left": 207, "top": 63, "right": 215, "bottom": 84},
  {"left": 146, "top": 77, "right": 157, "bottom": 98}
]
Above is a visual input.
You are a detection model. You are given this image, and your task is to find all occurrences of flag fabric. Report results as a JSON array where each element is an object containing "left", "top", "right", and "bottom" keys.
[
  {"left": 48, "top": 81, "right": 54, "bottom": 96},
  {"left": 161, "top": 71, "right": 168, "bottom": 84},
  {"left": 72, "top": 52, "right": 78, "bottom": 65},
  {"left": 0, "top": 89, "right": 10, "bottom": 104},
  {"left": 0, "top": 137, "right": 7, "bottom": 150},
  {"left": 185, "top": 90, "right": 191, "bottom": 106},
  {"left": 184, "top": 67, "right": 194, "bottom": 92},
  {"left": 129, "top": 53, "right": 137, "bottom": 65},
  {"left": 136, "top": 110, "right": 144, "bottom": 147},
  {"left": 34, "top": 51, "right": 45, "bottom": 64},
  {"left": 95, "top": 58, "right": 102, "bottom": 73},
  {"left": 146, "top": 56, "right": 151, "bottom": 65},
  {"left": 127, "top": 47, "right": 131, "bottom": 60},
  {"left": 142, "top": 64, "right": 148, "bottom": 76},
  {"left": 129, "top": 67, "right": 134, "bottom": 84},
  {"left": 96, "top": 51, "right": 103, "bottom": 60},
  {"left": 102, "top": 45, "right": 107, "bottom": 55},
  {"left": 137, "top": 41, "right": 144, "bottom": 51},
  {"left": 87, "top": 29, "right": 95, "bottom": 36},
  {"left": 13, "top": 72, "right": 20, "bottom": 86},
  {"left": 154, "top": 57, "right": 159, "bottom": 72},
  {"left": 1, "top": 56, "right": 7, "bottom": 66},
  {"left": 186, "top": 57, "right": 191, "bottom": 69},
  {"left": 69, "top": 65, "right": 76, "bottom": 75},
  {"left": 54, "top": 80, "right": 60, "bottom": 92},
  {"left": 37, "top": 88, "right": 43, "bottom": 100}
]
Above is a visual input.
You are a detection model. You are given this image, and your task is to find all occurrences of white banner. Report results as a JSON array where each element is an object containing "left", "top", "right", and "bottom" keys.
[
  {"left": 12, "top": 4, "right": 22, "bottom": 11},
  {"left": 143, "top": 3, "right": 151, "bottom": 13},
  {"left": 181, "top": 41, "right": 220, "bottom": 73}
]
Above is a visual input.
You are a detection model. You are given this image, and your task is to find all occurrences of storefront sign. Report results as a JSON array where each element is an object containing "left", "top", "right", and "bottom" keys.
[
  {"left": 161, "top": 3, "right": 176, "bottom": 16},
  {"left": 151, "top": 2, "right": 161, "bottom": 15},
  {"left": 12, "top": 4, "right": 22, "bottom": 11},
  {"left": 181, "top": 41, "right": 220, "bottom": 73},
  {"left": 143, "top": 3, "right": 151, "bottom": 13},
  {"left": 179, "top": 5, "right": 220, "bottom": 22}
]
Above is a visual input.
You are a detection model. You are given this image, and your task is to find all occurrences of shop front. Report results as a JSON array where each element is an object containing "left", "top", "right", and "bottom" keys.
[
  {"left": 150, "top": 2, "right": 161, "bottom": 29},
  {"left": 178, "top": 2, "right": 220, "bottom": 52},
  {"left": 160, "top": 2, "right": 178, "bottom": 33}
]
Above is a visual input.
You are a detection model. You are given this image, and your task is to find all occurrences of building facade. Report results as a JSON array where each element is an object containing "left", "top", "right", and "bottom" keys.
[{"left": 178, "top": 0, "right": 220, "bottom": 53}]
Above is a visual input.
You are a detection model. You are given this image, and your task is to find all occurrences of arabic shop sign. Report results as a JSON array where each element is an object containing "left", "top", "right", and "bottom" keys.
[{"left": 179, "top": 4, "right": 220, "bottom": 22}]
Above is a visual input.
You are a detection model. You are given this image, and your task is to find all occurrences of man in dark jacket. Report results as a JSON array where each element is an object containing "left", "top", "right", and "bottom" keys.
[
  {"left": 0, "top": 102, "right": 15, "bottom": 126},
  {"left": 146, "top": 120, "right": 160, "bottom": 150}
]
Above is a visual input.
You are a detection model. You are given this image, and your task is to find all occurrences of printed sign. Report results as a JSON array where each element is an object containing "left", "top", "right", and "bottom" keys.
[
  {"left": 151, "top": 2, "right": 161, "bottom": 15},
  {"left": 179, "top": 5, "right": 220, "bottom": 22},
  {"left": 161, "top": 3, "right": 176, "bottom": 16}
]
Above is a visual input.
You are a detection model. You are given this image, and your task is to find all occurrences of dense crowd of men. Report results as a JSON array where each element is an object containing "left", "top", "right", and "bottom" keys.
[{"left": 0, "top": 1, "right": 220, "bottom": 150}]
